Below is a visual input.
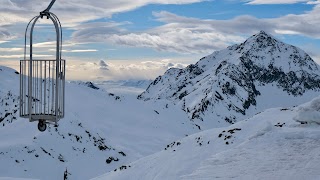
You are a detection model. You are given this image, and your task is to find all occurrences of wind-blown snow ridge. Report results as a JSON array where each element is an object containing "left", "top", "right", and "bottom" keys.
[
  {"left": 294, "top": 97, "right": 320, "bottom": 124},
  {"left": 94, "top": 96, "right": 320, "bottom": 180},
  {"left": 139, "top": 30, "right": 320, "bottom": 128}
]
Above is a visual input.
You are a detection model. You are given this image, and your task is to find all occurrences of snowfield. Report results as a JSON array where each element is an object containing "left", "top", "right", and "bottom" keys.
[
  {"left": 0, "top": 66, "right": 197, "bottom": 179},
  {"left": 94, "top": 103, "right": 320, "bottom": 180}
]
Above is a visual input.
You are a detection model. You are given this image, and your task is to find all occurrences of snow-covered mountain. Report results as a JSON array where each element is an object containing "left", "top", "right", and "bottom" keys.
[
  {"left": 0, "top": 66, "right": 196, "bottom": 179},
  {"left": 94, "top": 96, "right": 320, "bottom": 180},
  {"left": 2, "top": 31, "right": 320, "bottom": 180},
  {"left": 139, "top": 31, "right": 320, "bottom": 128}
]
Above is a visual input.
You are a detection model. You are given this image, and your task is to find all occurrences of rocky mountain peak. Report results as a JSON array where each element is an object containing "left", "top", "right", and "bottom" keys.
[
  {"left": 230, "top": 30, "right": 281, "bottom": 54},
  {"left": 248, "top": 30, "right": 274, "bottom": 42},
  {"left": 244, "top": 30, "right": 279, "bottom": 48},
  {"left": 139, "top": 31, "right": 320, "bottom": 128}
]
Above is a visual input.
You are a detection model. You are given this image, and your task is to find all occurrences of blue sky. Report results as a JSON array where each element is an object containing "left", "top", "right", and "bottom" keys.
[{"left": 1, "top": 0, "right": 320, "bottom": 80}]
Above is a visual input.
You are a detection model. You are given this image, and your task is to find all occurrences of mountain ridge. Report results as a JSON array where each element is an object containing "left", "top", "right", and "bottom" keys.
[{"left": 138, "top": 31, "right": 320, "bottom": 127}]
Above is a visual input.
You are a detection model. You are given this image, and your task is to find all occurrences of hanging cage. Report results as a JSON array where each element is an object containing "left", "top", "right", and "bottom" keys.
[{"left": 20, "top": 0, "right": 65, "bottom": 132}]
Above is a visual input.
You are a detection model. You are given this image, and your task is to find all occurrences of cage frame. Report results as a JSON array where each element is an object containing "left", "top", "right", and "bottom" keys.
[{"left": 19, "top": 4, "right": 65, "bottom": 131}]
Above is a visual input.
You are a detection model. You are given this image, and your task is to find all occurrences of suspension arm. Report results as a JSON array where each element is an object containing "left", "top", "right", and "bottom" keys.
[{"left": 40, "top": 0, "right": 56, "bottom": 18}]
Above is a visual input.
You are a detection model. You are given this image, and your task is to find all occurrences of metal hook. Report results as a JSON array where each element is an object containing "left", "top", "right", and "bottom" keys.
[{"left": 40, "top": 0, "right": 56, "bottom": 18}]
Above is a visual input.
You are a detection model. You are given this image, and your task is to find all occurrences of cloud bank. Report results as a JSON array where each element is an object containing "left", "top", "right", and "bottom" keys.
[
  {"left": 246, "top": 0, "right": 317, "bottom": 4},
  {"left": 0, "top": 0, "right": 207, "bottom": 27},
  {"left": 65, "top": 59, "right": 188, "bottom": 81},
  {"left": 2, "top": 0, "right": 320, "bottom": 56},
  {"left": 70, "top": 4, "right": 320, "bottom": 55}
]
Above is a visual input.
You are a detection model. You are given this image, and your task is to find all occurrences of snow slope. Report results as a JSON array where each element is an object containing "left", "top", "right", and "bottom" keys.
[
  {"left": 95, "top": 97, "right": 320, "bottom": 180},
  {"left": 139, "top": 31, "right": 320, "bottom": 128},
  {"left": 0, "top": 66, "right": 197, "bottom": 179},
  {"left": 94, "top": 80, "right": 152, "bottom": 95}
]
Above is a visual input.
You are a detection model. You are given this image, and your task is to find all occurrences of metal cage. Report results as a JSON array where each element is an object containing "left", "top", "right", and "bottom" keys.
[{"left": 20, "top": 4, "right": 65, "bottom": 131}]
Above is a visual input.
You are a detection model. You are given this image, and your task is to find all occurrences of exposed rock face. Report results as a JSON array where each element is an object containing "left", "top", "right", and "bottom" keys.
[{"left": 138, "top": 31, "right": 320, "bottom": 126}]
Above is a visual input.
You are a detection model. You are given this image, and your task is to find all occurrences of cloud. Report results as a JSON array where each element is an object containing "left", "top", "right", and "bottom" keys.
[
  {"left": 0, "top": 41, "right": 9, "bottom": 44},
  {"left": 71, "top": 12, "right": 246, "bottom": 54},
  {"left": 71, "top": 4, "right": 320, "bottom": 55},
  {"left": 150, "top": 8, "right": 320, "bottom": 39},
  {"left": 31, "top": 41, "right": 81, "bottom": 48},
  {"left": 0, "top": 11, "right": 28, "bottom": 26},
  {"left": 64, "top": 59, "right": 188, "bottom": 81},
  {"left": 48, "top": 49, "right": 98, "bottom": 53},
  {"left": 0, "top": 48, "right": 23, "bottom": 52},
  {"left": 66, "top": 49, "right": 98, "bottom": 53},
  {"left": 71, "top": 22, "right": 128, "bottom": 43},
  {"left": 2, "top": 0, "right": 320, "bottom": 64},
  {"left": 106, "top": 32, "right": 241, "bottom": 54},
  {"left": 71, "top": 12, "right": 262, "bottom": 54},
  {"left": 0, "top": 0, "right": 207, "bottom": 28},
  {"left": 271, "top": 6, "right": 320, "bottom": 38},
  {"left": 0, "top": 0, "right": 208, "bottom": 48},
  {"left": 32, "top": 41, "right": 56, "bottom": 48},
  {"left": 0, "top": 54, "right": 53, "bottom": 59},
  {"left": 307, "top": 0, "right": 320, "bottom": 4},
  {"left": 246, "top": 0, "right": 314, "bottom": 4},
  {"left": 0, "top": 29, "right": 15, "bottom": 41},
  {"left": 108, "top": 60, "right": 188, "bottom": 80}
]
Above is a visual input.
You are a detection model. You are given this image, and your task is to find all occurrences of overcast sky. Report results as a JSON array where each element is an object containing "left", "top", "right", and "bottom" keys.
[{"left": 1, "top": 0, "right": 320, "bottom": 80}]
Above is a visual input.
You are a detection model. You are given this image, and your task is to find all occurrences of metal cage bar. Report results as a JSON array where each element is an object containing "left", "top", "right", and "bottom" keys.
[{"left": 20, "top": 60, "right": 65, "bottom": 122}]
